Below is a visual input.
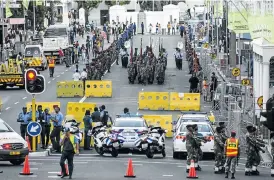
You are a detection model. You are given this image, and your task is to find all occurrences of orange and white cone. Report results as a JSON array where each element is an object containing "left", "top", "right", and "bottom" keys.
[{"left": 187, "top": 160, "right": 198, "bottom": 179}]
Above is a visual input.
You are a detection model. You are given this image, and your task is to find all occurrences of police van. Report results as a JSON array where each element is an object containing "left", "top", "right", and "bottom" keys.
[
  {"left": 24, "top": 44, "right": 48, "bottom": 70},
  {"left": 0, "top": 118, "right": 29, "bottom": 165}
]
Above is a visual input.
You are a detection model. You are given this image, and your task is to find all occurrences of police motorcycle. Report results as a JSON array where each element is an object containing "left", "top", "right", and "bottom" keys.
[
  {"left": 62, "top": 117, "right": 83, "bottom": 145},
  {"left": 90, "top": 122, "right": 125, "bottom": 157},
  {"left": 135, "top": 126, "right": 167, "bottom": 158}
]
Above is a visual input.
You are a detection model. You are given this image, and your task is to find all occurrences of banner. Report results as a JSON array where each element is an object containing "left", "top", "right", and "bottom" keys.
[
  {"left": 230, "top": 11, "right": 249, "bottom": 33},
  {"left": 248, "top": 15, "right": 274, "bottom": 44},
  {"left": 22, "top": 0, "right": 29, "bottom": 9},
  {"left": 5, "top": 0, "right": 13, "bottom": 18}
]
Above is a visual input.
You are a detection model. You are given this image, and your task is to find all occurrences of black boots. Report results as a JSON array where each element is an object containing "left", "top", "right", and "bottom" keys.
[
  {"left": 231, "top": 173, "right": 235, "bottom": 179},
  {"left": 225, "top": 172, "right": 228, "bottom": 178}
]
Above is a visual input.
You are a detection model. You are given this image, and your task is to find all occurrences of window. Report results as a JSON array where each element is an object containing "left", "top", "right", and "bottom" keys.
[
  {"left": 114, "top": 120, "right": 146, "bottom": 127},
  {"left": 180, "top": 124, "right": 211, "bottom": 133},
  {"left": 44, "top": 28, "right": 67, "bottom": 37},
  {"left": 0, "top": 122, "right": 13, "bottom": 132},
  {"left": 25, "top": 47, "right": 41, "bottom": 57}
]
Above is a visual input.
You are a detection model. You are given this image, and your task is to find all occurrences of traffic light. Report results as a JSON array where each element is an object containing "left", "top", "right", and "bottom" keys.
[
  {"left": 25, "top": 69, "right": 46, "bottom": 94},
  {"left": 260, "top": 96, "right": 274, "bottom": 131}
]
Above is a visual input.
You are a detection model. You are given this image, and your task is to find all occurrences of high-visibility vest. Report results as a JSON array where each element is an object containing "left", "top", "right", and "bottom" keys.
[
  {"left": 226, "top": 138, "right": 239, "bottom": 157},
  {"left": 48, "top": 59, "right": 55, "bottom": 68},
  {"left": 203, "top": 80, "right": 208, "bottom": 88},
  {"left": 61, "top": 134, "right": 77, "bottom": 153}
]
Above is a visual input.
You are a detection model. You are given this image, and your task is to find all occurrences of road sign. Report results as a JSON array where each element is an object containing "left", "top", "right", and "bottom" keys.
[
  {"left": 241, "top": 79, "right": 250, "bottom": 86},
  {"left": 257, "top": 96, "right": 263, "bottom": 108},
  {"left": 232, "top": 67, "right": 240, "bottom": 77},
  {"left": 27, "top": 122, "right": 42, "bottom": 137}
]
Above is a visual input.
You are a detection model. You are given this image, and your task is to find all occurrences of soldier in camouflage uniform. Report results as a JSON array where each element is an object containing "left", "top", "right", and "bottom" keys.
[
  {"left": 270, "top": 132, "right": 274, "bottom": 177},
  {"left": 192, "top": 124, "right": 206, "bottom": 171},
  {"left": 146, "top": 60, "right": 154, "bottom": 84},
  {"left": 127, "top": 62, "right": 136, "bottom": 84},
  {"left": 139, "top": 63, "right": 148, "bottom": 85},
  {"left": 185, "top": 124, "right": 196, "bottom": 173},
  {"left": 214, "top": 127, "right": 226, "bottom": 173},
  {"left": 155, "top": 59, "right": 165, "bottom": 85},
  {"left": 245, "top": 126, "right": 266, "bottom": 176}
]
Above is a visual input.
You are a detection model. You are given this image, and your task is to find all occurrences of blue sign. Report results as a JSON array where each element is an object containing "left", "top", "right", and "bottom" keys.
[{"left": 27, "top": 122, "right": 42, "bottom": 137}]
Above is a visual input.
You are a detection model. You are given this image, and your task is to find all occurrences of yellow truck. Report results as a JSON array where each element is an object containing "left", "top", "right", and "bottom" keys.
[
  {"left": 24, "top": 44, "right": 48, "bottom": 70},
  {"left": 0, "top": 59, "right": 25, "bottom": 89}
]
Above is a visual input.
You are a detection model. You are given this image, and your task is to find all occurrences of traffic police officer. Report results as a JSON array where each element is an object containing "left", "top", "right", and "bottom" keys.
[
  {"left": 83, "top": 110, "right": 92, "bottom": 150},
  {"left": 174, "top": 48, "right": 183, "bottom": 70},
  {"left": 60, "top": 127, "right": 79, "bottom": 179},
  {"left": 44, "top": 108, "right": 52, "bottom": 148},
  {"left": 36, "top": 105, "right": 46, "bottom": 149},
  {"left": 224, "top": 131, "right": 240, "bottom": 179},
  {"left": 50, "top": 106, "right": 64, "bottom": 153},
  {"left": 17, "top": 107, "right": 31, "bottom": 139}
]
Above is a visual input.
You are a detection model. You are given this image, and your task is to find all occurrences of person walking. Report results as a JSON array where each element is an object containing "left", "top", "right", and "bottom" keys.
[
  {"left": 59, "top": 128, "right": 79, "bottom": 179},
  {"left": 50, "top": 106, "right": 64, "bottom": 153},
  {"left": 83, "top": 110, "right": 92, "bottom": 150}
]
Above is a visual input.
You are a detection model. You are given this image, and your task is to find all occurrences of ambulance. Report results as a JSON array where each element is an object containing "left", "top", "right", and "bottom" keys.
[{"left": 23, "top": 44, "right": 48, "bottom": 70}]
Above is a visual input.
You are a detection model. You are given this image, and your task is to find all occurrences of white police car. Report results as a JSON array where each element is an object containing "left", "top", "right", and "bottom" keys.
[{"left": 0, "top": 119, "right": 29, "bottom": 165}]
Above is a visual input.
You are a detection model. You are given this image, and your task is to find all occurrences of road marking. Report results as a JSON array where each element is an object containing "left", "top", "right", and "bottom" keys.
[
  {"left": 79, "top": 96, "right": 87, "bottom": 103},
  {"left": 18, "top": 175, "right": 37, "bottom": 177},
  {"left": 52, "top": 78, "right": 55, "bottom": 80},
  {"left": 5, "top": 107, "right": 10, "bottom": 110},
  {"left": 162, "top": 175, "right": 173, "bottom": 177},
  {"left": 22, "top": 97, "right": 27, "bottom": 99},
  {"left": 48, "top": 172, "right": 60, "bottom": 174},
  {"left": 124, "top": 163, "right": 143, "bottom": 166},
  {"left": 14, "top": 102, "right": 19, "bottom": 104},
  {"left": 177, "top": 166, "right": 186, "bottom": 167},
  {"left": 48, "top": 81, "right": 51, "bottom": 84},
  {"left": 30, "top": 168, "right": 38, "bottom": 170},
  {"left": 65, "top": 69, "right": 68, "bottom": 72},
  {"left": 74, "top": 161, "right": 88, "bottom": 164},
  {"left": 57, "top": 75, "right": 60, "bottom": 77},
  {"left": 48, "top": 176, "right": 59, "bottom": 178},
  {"left": 61, "top": 72, "right": 64, "bottom": 74}
]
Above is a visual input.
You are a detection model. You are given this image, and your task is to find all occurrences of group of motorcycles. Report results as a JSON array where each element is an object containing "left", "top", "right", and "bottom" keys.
[{"left": 61, "top": 119, "right": 167, "bottom": 158}]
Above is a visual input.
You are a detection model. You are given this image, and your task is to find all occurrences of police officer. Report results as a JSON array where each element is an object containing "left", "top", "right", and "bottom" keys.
[
  {"left": 60, "top": 128, "right": 79, "bottom": 179},
  {"left": 224, "top": 131, "right": 240, "bottom": 179},
  {"left": 214, "top": 127, "right": 225, "bottom": 174},
  {"left": 36, "top": 105, "right": 46, "bottom": 149},
  {"left": 124, "top": 107, "right": 130, "bottom": 115},
  {"left": 50, "top": 106, "right": 64, "bottom": 153},
  {"left": 100, "top": 105, "right": 109, "bottom": 126},
  {"left": 44, "top": 108, "right": 52, "bottom": 148},
  {"left": 17, "top": 107, "right": 31, "bottom": 139},
  {"left": 83, "top": 110, "right": 92, "bottom": 150},
  {"left": 174, "top": 48, "right": 183, "bottom": 70},
  {"left": 91, "top": 107, "right": 101, "bottom": 122}
]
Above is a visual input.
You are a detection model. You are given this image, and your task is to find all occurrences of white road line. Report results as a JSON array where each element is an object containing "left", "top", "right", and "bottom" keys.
[
  {"left": 52, "top": 78, "right": 55, "bottom": 80},
  {"left": 48, "top": 172, "right": 60, "bottom": 174},
  {"left": 14, "top": 102, "right": 19, "bottom": 104},
  {"left": 65, "top": 69, "right": 68, "bottom": 72},
  {"left": 79, "top": 96, "right": 87, "bottom": 103},
  {"left": 22, "top": 97, "right": 27, "bottom": 99},
  {"left": 18, "top": 175, "right": 37, "bottom": 178},
  {"left": 30, "top": 168, "right": 39, "bottom": 170},
  {"left": 5, "top": 107, "right": 10, "bottom": 110},
  {"left": 74, "top": 162, "right": 88, "bottom": 164},
  {"left": 48, "top": 176, "right": 59, "bottom": 178},
  {"left": 57, "top": 75, "right": 60, "bottom": 77},
  {"left": 61, "top": 72, "right": 64, "bottom": 74},
  {"left": 48, "top": 81, "right": 51, "bottom": 84},
  {"left": 162, "top": 175, "right": 173, "bottom": 177}
]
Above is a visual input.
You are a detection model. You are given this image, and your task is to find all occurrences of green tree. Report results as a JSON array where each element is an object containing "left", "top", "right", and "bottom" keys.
[
  {"left": 76, "top": 0, "right": 102, "bottom": 24},
  {"left": 105, "top": 0, "right": 130, "bottom": 6},
  {"left": 138, "top": 0, "right": 184, "bottom": 11}
]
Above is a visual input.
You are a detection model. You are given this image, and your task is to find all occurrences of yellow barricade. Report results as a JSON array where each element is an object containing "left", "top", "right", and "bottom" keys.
[
  {"left": 85, "top": 81, "right": 112, "bottom": 97},
  {"left": 169, "top": 93, "right": 200, "bottom": 111},
  {"left": 57, "top": 81, "right": 84, "bottom": 97},
  {"left": 138, "top": 92, "right": 169, "bottom": 110},
  {"left": 143, "top": 115, "right": 173, "bottom": 137}
]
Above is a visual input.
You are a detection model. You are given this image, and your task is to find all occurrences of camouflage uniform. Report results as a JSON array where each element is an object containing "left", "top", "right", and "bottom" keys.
[
  {"left": 193, "top": 129, "right": 203, "bottom": 171},
  {"left": 146, "top": 63, "right": 154, "bottom": 84},
  {"left": 271, "top": 132, "right": 274, "bottom": 177},
  {"left": 127, "top": 63, "right": 136, "bottom": 84},
  {"left": 186, "top": 125, "right": 196, "bottom": 172},
  {"left": 214, "top": 127, "right": 225, "bottom": 173},
  {"left": 155, "top": 60, "right": 165, "bottom": 85}
]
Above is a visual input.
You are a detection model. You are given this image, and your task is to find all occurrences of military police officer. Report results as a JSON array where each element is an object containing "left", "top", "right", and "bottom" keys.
[{"left": 214, "top": 127, "right": 225, "bottom": 174}]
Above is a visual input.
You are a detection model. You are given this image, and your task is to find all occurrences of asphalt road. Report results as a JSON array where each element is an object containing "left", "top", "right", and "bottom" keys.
[{"left": 0, "top": 154, "right": 270, "bottom": 180}]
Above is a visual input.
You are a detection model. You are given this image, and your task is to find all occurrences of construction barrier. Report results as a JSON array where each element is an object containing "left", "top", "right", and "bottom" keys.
[
  {"left": 138, "top": 92, "right": 169, "bottom": 110},
  {"left": 56, "top": 81, "right": 84, "bottom": 97},
  {"left": 143, "top": 115, "right": 173, "bottom": 137},
  {"left": 169, "top": 93, "right": 200, "bottom": 111},
  {"left": 85, "top": 80, "right": 112, "bottom": 97}
]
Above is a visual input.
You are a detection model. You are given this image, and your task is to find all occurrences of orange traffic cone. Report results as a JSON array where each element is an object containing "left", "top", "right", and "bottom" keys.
[
  {"left": 187, "top": 160, "right": 198, "bottom": 178},
  {"left": 124, "top": 158, "right": 136, "bottom": 178},
  {"left": 26, "top": 136, "right": 32, "bottom": 152},
  {"left": 19, "top": 155, "right": 33, "bottom": 175},
  {"left": 57, "top": 161, "right": 69, "bottom": 176}
]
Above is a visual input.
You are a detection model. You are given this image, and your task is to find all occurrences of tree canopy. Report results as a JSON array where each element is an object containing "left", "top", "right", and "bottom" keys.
[{"left": 105, "top": 0, "right": 130, "bottom": 6}]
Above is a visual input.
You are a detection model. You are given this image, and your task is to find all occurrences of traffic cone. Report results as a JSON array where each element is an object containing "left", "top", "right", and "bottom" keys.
[
  {"left": 26, "top": 136, "right": 32, "bottom": 152},
  {"left": 19, "top": 155, "right": 33, "bottom": 175},
  {"left": 187, "top": 160, "right": 198, "bottom": 179},
  {"left": 57, "top": 161, "right": 69, "bottom": 176},
  {"left": 124, "top": 158, "right": 136, "bottom": 178}
]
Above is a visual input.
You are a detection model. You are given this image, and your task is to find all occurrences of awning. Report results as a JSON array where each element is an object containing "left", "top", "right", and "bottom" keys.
[{"left": 9, "top": 18, "right": 25, "bottom": 25}]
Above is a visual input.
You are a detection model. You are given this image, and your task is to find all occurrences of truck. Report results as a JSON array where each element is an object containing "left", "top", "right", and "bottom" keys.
[
  {"left": 43, "top": 24, "right": 70, "bottom": 64},
  {"left": 0, "top": 59, "right": 25, "bottom": 89},
  {"left": 23, "top": 44, "right": 48, "bottom": 70}
]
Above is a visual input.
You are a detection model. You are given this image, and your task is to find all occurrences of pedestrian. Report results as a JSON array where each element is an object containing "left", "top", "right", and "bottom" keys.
[
  {"left": 48, "top": 57, "right": 55, "bottom": 77},
  {"left": 58, "top": 47, "right": 64, "bottom": 64},
  {"left": 224, "top": 131, "right": 240, "bottom": 179},
  {"left": 167, "top": 22, "right": 171, "bottom": 35},
  {"left": 133, "top": 22, "right": 136, "bottom": 35},
  {"left": 141, "top": 22, "right": 144, "bottom": 35},
  {"left": 189, "top": 74, "right": 199, "bottom": 93},
  {"left": 44, "top": 108, "right": 52, "bottom": 149},
  {"left": 72, "top": 70, "right": 81, "bottom": 81},
  {"left": 180, "top": 24, "right": 185, "bottom": 38},
  {"left": 83, "top": 110, "right": 92, "bottom": 150},
  {"left": 17, "top": 107, "right": 31, "bottom": 139},
  {"left": 174, "top": 48, "right": 183, "bottom": 70},
  {"left": 210, "top": 72, "right": 218, "bottom": 101},
  {"left": 59, "top": 127, "right": 79, "bottom": 179},
  {"left": 214, "top": 127, "right": 225, "bottom": 174},
  {"left": 202, "top": 77, "right": 209, "bottom": 101},
  {"left": 50, "top": 106, "right": 64, "bottom": 153}
]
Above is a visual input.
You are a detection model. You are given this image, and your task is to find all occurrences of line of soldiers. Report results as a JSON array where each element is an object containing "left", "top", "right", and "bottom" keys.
[
  {"left": 127, "top": 46, "right": 167, "bottom": 85},
  {"left": 85, "top": 41, "right": 119, "bottom": 80}
]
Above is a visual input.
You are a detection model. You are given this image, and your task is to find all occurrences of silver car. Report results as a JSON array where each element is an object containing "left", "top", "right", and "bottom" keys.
[{"left": 111, "top": 115, "right": 148, "bottom": 149}]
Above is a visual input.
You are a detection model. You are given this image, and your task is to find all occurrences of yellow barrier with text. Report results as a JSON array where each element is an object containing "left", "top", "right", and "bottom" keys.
[
  {"left": 85, "top": 81, "right": 112, "bottom": 97},
  {"left": 169, "top": 93, "right": 200, "bottom": 111},
  {"left": 57, "top": 81, "right": 84, "bottom": 97},
  {"left": 138, "top": 92, "right": 169, "bottom": 110},
  {"left": 143, "top": 115, "right": 172, "bottom": 137}
]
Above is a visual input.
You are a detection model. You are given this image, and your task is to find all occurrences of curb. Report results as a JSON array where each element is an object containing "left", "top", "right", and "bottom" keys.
[{"left": 29, "top": 149, "right": 50, "bottom": 157}]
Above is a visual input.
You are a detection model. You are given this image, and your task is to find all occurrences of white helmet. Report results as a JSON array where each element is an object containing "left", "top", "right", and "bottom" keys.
[{"left": 151, "top": 129, "right": 158, "bottom": 133}]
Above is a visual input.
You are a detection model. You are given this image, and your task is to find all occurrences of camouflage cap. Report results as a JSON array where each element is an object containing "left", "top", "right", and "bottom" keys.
[{"left": 186, "top": 124, "right": 193, "bottom": 129}]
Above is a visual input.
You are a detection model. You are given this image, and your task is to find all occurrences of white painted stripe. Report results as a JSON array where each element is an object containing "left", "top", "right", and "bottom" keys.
[
  {"left": 163, "top": 175, "right": 173, "bottom": 177},
  {"left": 22, "top": 97, "right": 27, "bottom": 99},
  {"left": 18, "top": 175, "right": 37, "bottom": 177},
  {"left": 30, "top": 168, "right": 39, "bottom": 170},
  {"left": 57, "top": 75, "right": 60, "bottom": 77},
  {"left": 14, "top": 102, "right": 19, "bottom": 104},
  {"left": 5, "top": 107, "right": 10, "bottom": 110},
  {"left": 61, "top": 72, "right": 64, "bottom": 74},
  {"left": 48, "top": 176, "right": 59, "bottom": 178},
  {"left": 79, "top": 96, "right": 86, "bottom": 103},
  {"left": 48, "top": 172, "right": 60, "bottom": 174},
  {"left": 52, "top": 78, "right": 55, "bottom": 80},
  {"left": 48, "top": 81, "right": 51, "bottom": 84},
  {"left": 65, "top": 69, "right": 68, "bottom": 71}
]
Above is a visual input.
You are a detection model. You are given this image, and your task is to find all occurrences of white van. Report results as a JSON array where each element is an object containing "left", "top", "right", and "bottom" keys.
[{"left": 0, "top": 119, "right": 29, "bottom": 165}]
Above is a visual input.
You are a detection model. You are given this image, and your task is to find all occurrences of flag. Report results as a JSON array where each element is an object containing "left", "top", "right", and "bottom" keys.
[
  {"left": 5, "top": 0, "right": 13, "bottom": 18},
  {"left": 22, "top": 0, "right": 29, "bottom": 9}
]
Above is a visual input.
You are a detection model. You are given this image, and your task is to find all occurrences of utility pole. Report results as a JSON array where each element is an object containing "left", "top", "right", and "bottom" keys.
[{"left": 33, "top": 1, "right": 36, "bottom": 33}]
